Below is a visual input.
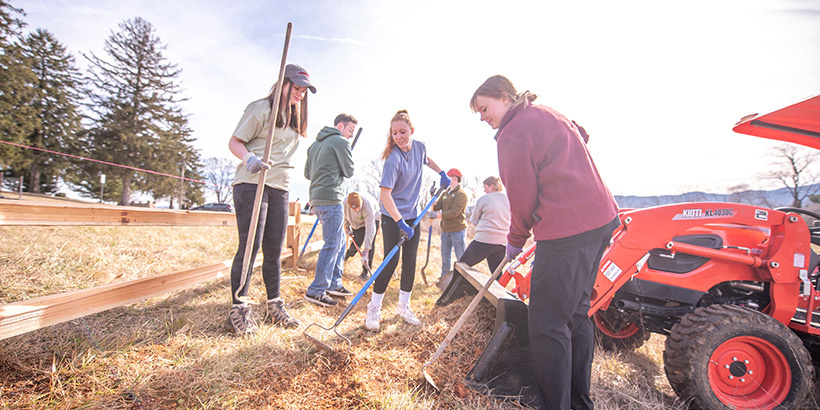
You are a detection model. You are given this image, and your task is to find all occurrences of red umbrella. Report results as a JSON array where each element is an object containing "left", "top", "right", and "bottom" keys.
[{"left": 733, "top": 94, "right": 820, "bottom": 150}]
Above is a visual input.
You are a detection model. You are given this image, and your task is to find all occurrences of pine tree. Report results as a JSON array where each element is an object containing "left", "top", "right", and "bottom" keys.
[
  {"left": 21, "top": 28, "right": 83, "bottom": 194},
  {"left": 69, "top": 17, "right": 198, "bottom": 205},
  {"left": 0, "top": 1, "right": 37, "bottom": 181}
]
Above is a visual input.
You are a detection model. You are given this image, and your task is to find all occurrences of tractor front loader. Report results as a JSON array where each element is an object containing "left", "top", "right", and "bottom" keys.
[{"left": 436, "top": 93, "right": 820, "bottom": 409}]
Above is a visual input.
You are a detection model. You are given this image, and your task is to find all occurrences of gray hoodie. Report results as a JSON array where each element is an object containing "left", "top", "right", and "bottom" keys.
[{"left": 304, "top": 126, "right": 354, "bottom": 206}]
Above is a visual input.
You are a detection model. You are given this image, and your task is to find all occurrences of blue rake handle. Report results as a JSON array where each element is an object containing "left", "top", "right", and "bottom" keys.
[{"left": 295, "top": 218, "right": 319, "bottom": 268}]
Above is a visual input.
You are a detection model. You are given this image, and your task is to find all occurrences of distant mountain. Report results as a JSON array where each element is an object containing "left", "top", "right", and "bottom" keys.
[{"left": 614, "top": 184, "right": 820, "bottom": 209}]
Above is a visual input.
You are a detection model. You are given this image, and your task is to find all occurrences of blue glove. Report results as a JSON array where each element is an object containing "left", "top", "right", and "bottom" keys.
[
  {"left": 243, "top": 153, "right": 271, "bottom": 174},
  {"left": 397, "top": 219, "right": 414, "bottom": 241},
  {"left": 506, "top": 243, "right": 523, "bottom": 261},
  {"left": 438, "top": 171, "right": 451, "bottom": 190}
]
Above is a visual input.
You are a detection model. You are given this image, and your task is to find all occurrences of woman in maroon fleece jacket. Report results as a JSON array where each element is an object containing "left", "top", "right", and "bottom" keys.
[{"left": 470, "top": 75, "right": 619, "bottom": 410}]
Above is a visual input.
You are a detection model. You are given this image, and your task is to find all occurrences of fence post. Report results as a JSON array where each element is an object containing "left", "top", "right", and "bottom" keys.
[
  {"left": 18, "top": 176, "right": 23, "bottom": 199},
  {"left": 282, "top": 201, "right": 301, "bottom": 269}
]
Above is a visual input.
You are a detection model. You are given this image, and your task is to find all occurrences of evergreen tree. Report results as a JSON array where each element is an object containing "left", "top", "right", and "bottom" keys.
[
  {"left": 69, "top": 17, "right": 198, "bottom": 205},
  {"left": 21, "top": 28, "right": 83, "bottom": 194},
  {"left": 0, "top": 1, "right": 37, "bottom": 180}
]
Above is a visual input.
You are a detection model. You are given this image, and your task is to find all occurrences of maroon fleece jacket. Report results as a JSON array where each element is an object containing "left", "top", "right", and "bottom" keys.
[{"left": 496, "top": 101, "right": 618, "bottom": 246}]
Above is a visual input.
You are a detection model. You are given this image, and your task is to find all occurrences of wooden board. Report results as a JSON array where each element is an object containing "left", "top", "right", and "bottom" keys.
[
  {"left": 453, "top": 262, "right": 515, "bottom": 308},
  {"left": 0, "top": 201, "right": 236, "bottom": 226},
  {"left": 0, "top": 254, "right": 271, "bottom": 341}
]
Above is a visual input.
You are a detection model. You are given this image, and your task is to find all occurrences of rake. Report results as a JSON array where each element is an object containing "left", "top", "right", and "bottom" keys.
[{"left": 303, "top": 184, "right": 448, "bottom": 356}]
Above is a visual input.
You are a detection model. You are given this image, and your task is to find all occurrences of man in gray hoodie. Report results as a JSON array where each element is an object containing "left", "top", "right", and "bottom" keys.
[{"left": 304, "top": 114, "right": 357, "bottom": 306}]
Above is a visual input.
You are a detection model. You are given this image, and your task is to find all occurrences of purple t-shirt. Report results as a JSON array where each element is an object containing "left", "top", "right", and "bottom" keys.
[{"left": 380, "top": 141, "right": 428, "bottom": 219}]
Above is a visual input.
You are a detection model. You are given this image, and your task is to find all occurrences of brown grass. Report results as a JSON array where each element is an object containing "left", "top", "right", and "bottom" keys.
[{"left": 0, "top": 216, "right": 791, "bottom": 409}]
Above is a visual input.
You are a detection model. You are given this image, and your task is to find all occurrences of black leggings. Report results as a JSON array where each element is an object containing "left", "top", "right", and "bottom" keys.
[
  {"left": 230, "top": 183, "right": 288, "bottom": 304},
  {"left": 458, "top": 240, "right": 506, "bottom": 273},
  {"left": 374, "top": 216, "right": 420, "bottom": 294}
]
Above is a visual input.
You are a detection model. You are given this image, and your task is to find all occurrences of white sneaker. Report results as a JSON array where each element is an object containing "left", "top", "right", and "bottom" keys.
[
  {"left": 397, "top": 302, "right": 421, "bottom": 326},
  {"left": 365, "top": 302, "right": 381, "bottom": 331}
]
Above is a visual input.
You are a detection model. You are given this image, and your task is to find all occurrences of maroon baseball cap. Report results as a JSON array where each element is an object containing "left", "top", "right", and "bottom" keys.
[{"left": 285, "top": 64, "right": 316, "bottom": 93}]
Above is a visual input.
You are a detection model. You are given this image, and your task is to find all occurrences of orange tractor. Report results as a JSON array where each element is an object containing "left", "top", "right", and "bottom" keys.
[{"left": 438, "top": 94, "right": 820, "bottom": 409}]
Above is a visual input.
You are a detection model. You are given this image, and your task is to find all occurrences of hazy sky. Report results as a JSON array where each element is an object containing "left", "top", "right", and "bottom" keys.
[{"left": 13, "top": 0, "right": 820, "bottom": 202}]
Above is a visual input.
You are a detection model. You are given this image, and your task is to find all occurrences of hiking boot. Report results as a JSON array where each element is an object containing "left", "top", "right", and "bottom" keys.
[
  {"left": 397, "top": 302, "right": 421, "bottom": 326},
  {"left": 304, "top": 293, "right": 338, "bottom": 307},
  {"left": 266, "top": 299, "right": 300, "bottom": 328},
  {"left": 327, "top": 286, "right": 354, "bottom": 297},
  {"left": 360, "top": 269, "right": 371, "bottom": 280},
  {"left": 227, "top": 305, "right": 259, "bottom": 336},
  {"left": 365, "top": 301, "right": 381, "bottom": 331}
]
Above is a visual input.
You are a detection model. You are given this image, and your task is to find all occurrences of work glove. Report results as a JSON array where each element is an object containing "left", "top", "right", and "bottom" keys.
[
  {"left": 438, "top": 171, "right": 451, "bottom": 190},
  {"left": 361, "top": 249, "right": 369, "bottom": 261},
  {"left": 243, "top": 153, "right": 271, "bottom": 174},
  {"left": 397, "top": 219, "right": 414, "bottom": 241},
  {"left": 506, "top": 243, "right": 523, "bottom": 261},
  {"left": 429, "top": 183, "right": 438, "bottom": 197}
]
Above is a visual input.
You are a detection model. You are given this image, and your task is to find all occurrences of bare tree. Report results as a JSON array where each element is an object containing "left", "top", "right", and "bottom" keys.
[
  {"left": 760, "top": 144, "right": 820, "bottom": 208},
  {"left": 201, "top": 157, "right": 234, "bottom": 203},
  {"left": 345, "top": 159, "right": 382, "bottom": 200}
]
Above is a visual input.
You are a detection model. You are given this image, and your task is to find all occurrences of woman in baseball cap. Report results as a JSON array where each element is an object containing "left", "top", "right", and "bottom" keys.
[{"left": 225, "top": 63, "right": 316, "bottom": 336}]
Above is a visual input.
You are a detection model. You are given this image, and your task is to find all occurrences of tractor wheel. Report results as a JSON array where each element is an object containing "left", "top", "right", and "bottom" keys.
[
  {"left": 664, "top": 304, "right": 814, "bottom": 410},
  {"left": 593, "top": 309, "right": 650, "bottom": 351}
]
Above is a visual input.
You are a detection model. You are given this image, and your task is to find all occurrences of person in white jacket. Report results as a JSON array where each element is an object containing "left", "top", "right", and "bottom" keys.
[
  {"left": 458, "top": 176, "right": 510, "bottom": 272},
  {"left": 343, "top": 191, "right": 380, "bottom": 279}
]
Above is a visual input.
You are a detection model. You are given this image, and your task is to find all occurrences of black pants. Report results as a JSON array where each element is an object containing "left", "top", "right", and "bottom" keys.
[
  {"left": 529, "top": 217, "right": 619, "bottom": 410},
  {"left": 458, "top": 240, "right": 506, "bottom": 273},
  {"left": 230, "top": 183, "right": 288, "bottom": 305},
  {"left": 373, "top": 216, "right": 420, "bottom": 294},
  {"left": 344, "top": 223, "right": 379, "bottom": 274}
]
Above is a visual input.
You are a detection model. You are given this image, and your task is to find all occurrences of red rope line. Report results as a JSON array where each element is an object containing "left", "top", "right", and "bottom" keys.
[{"left": 0, "top": 139, "right": 231, "bottom": 188}]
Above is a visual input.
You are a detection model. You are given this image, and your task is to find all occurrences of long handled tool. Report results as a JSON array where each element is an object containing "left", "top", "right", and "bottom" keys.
[
  {"left": 348, "top": 233, "right": 374, "bottom": 276},
  {"left": 419, "top": 225, "right": 432, "bottom": 285},
  {"left": 294, "top": 217, "right": 319, "bottom": 269},
  {"left": 294, "top": 127, "right": 363, "bottom": 270},
  {"left": 303, "top": 184, "right": 448, "bottom": 356},
  {"left": 422, "top": 255, "right": 513, "bottom": 390},
  {"left": 234, "top": 23, "right": 292, "bottom": 304}
]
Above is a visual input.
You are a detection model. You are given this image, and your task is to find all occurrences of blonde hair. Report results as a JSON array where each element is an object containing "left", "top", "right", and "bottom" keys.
[
  {"left": 469, "top": 75, "right": 537, "bottom": 113},
  {"left": 380, "top": 109, "right": 413, "bottom": 160},
  {"left": 265, "top": 78, "right": 309, "bottom": 137},
  {"left": 483, "top": 176, "right": 504, "bottom": 192}
]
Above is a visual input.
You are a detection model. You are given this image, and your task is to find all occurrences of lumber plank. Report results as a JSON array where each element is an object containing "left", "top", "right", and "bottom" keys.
[
  {"left": 453, "top": 262, "right": 516, "bottom": 308},
  {"left": 0, "top": 253, "right": 275, "bottom": 341},
  {"left": 0, "top": 201, "right": 236, "bottom": 226}
]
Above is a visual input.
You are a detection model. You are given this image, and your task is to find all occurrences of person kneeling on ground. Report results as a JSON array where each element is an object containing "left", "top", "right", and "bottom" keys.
[{"left": 344, "top": 191, "right": 380, "bottom": 279}]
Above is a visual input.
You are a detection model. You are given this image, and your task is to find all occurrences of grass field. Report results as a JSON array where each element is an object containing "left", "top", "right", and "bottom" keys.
[{"left": 1, "top": 215, "right": 815, "bottom": 409}]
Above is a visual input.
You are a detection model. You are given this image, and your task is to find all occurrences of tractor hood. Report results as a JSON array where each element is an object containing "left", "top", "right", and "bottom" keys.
[{"left": 733, "top": 94, "right": 820, "bottom": 150}]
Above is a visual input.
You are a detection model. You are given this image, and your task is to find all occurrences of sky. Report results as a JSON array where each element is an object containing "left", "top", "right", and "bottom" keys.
[{"left": 11, "top": 0, "right": 820, "bottom": 203}]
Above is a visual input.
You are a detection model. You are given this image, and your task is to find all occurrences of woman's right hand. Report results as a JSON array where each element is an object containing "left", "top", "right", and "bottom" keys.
[{"left": 243, "top": 153, "right": 271, "bottom": 174}]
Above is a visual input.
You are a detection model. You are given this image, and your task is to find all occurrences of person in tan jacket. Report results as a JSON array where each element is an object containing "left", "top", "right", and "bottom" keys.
[{"left": 431, "top": 168, "right": 468, "bottom": 278}]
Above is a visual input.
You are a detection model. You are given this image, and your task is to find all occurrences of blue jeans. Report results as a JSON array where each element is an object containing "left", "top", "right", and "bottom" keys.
[
  {"left": 440, "top": 229, "right": 466, "bottom": 276},
  {"left": 307, "top": 204, "right": 345, "bottom": 296}
]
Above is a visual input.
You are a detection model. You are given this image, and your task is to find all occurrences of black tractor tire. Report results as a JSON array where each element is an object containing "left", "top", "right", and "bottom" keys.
[
  {"left": 593, "top": 309, "right": 650, "bottom": 351},
  {"left": 664, "top": 304, "right": 814, "bottom": 410}
]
